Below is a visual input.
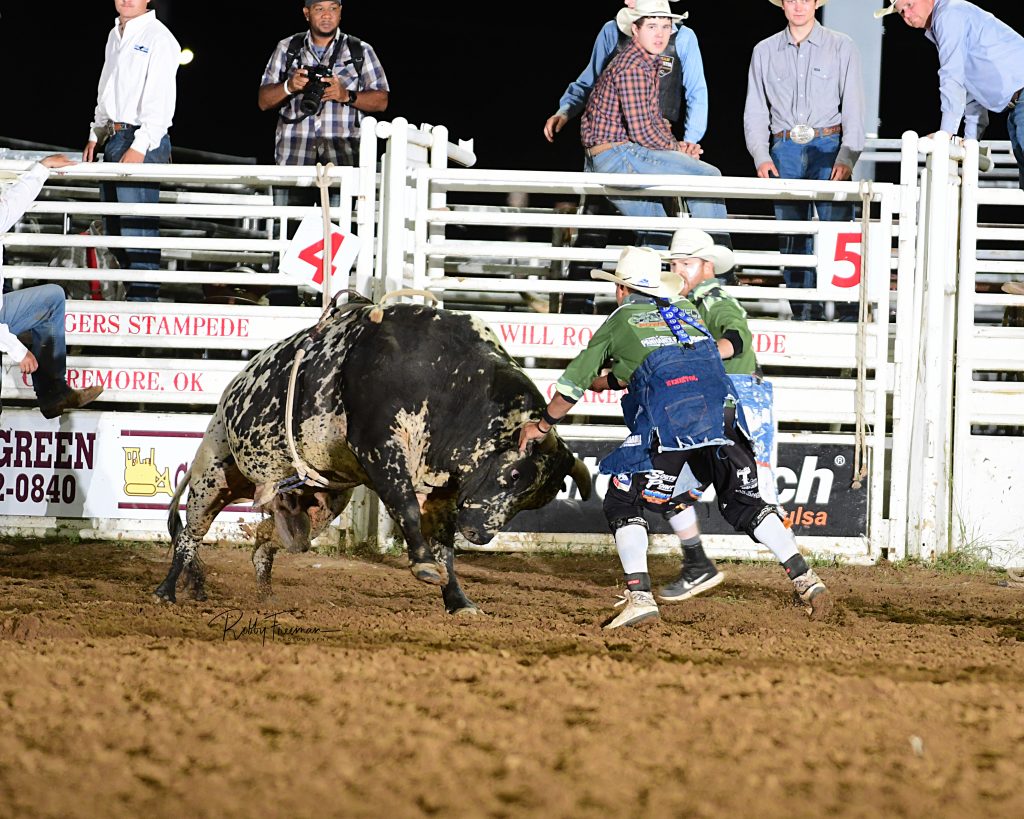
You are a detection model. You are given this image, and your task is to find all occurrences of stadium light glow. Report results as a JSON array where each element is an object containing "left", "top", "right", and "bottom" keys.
[{"left": 179, "top": 48, "right": 195, "bottom": 67}]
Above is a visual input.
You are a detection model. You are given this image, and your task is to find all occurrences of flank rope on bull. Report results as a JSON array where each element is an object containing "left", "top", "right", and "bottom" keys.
[
  {"left": 270, "top": 287, "right": 441, "bottom": 503},
  {"left": 852, "top": 180, "right": 874, "bottom": 491}
]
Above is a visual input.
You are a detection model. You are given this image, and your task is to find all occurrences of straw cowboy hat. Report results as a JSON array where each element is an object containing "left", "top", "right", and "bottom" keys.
[
  {"left": 873, "top": 1, "right": 898, "bottom": 18},
  {"left": 768, "top": 0, "right": 828, "bottom": 6},
  {"left": 616, "top": 0, "right": 688, "bottom": 37},
  {"left": 591, "top": 246, "right": 679, "bottom": 298},
  {"left": 664, "top": 228, "right": 735, "bottom": 277}
]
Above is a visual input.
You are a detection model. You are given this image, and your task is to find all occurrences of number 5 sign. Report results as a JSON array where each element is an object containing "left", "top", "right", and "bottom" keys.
[
  {"left": 815, "top": 222, "right": 889, "bottom": 304},
  {"left": 279, "top": 214, "right": 361, "bottom": 293}
]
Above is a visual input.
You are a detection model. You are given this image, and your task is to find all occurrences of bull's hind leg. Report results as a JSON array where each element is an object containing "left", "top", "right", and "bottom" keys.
[{"left": 155, "top": 430, "right": 253, "bottom": 603}]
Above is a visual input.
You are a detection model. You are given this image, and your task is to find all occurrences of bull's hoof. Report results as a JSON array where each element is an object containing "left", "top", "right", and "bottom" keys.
[
  {"left": 152, "top": 588, "right": 176, "bottom": 605},
  {"left": 451, "top": 604, "right": 482, "bottom": 618},
  {"left": 411, "top": 561, "right": 448, "bottom": 586},
  {"left": 187, "top": 588, "right": 208, "bottom": 603}
]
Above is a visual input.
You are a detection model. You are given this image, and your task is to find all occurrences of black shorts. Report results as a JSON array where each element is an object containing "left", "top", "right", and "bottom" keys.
[{"left": 603, "top": 407, "right": 769, "bottom": 533}]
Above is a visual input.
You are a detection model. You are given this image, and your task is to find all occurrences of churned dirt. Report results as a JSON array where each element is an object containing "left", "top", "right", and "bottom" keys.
[{"left": 0, "top": 539, "right": 1022, "bottom": 819}]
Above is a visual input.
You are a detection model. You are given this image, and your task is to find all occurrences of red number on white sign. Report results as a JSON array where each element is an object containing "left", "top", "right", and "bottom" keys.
[
  {"left": 831, "top": 232, "right": 862, "bottom": 288},
  {"left": 298, "top": 233, "right": 346, "bottom": 285}
]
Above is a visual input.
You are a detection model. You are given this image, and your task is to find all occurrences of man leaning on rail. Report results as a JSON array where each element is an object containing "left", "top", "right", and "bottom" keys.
[
  {"left": 579, "top": 0, "right": 731, "bottom": 255},
  {"left": 544, "top": 0, "right": 712, "bottom": 311},
  {"left": 1, "top": 157, "right": 104, "bottom": 418},
  {"left": 875, "top": 0, "right": 1024, "bottom": 191}
]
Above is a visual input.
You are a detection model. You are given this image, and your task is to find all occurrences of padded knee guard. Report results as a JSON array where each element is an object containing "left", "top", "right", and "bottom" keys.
[
  {"left": 608, "top": 515, "right": 648, "bottom": 535},
  {"left": 741, "top": 503, "right": 782, "bottom": 540}
]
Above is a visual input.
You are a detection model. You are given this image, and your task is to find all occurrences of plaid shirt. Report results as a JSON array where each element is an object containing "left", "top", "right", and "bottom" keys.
[
  {"left": 581, "top": 39, "right": 678, "bottom": 151},
  {"left": 261, "top": 30, "right": 389, "bottom": 166}
]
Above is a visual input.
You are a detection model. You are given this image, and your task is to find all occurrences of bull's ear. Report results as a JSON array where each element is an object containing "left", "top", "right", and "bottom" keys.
[{"left": 570, "top": 457, "right": 593, "bottom": 501}]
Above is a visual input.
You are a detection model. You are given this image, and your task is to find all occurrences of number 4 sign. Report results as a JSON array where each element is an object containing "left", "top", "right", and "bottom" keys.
[
  {"left": 815, "top": 222, "right": 889, "bottom": 304},
  {"left": 279, "top": 213, "right": 361, "bottom": 293}
]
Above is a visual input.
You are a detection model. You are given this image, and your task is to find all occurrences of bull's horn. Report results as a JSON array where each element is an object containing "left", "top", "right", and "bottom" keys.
[
  {"left": 570, "top": 457, "right": 593, "bottom": 501},
  {"left": 536, "top": 431, "right": 559, "bottom": 453}
]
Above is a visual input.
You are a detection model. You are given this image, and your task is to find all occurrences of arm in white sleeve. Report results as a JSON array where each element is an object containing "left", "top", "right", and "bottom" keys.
[
  {"left": 0, "top": 164, "right": 50, "bottom": 360},
  {"left": 131, "top": 36, "right": 179, "bottom": 154}
]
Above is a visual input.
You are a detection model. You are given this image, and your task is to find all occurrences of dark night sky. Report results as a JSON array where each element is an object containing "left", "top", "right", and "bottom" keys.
[{"left": 2, "top": 1, "right": 1024, "bottom": 176}]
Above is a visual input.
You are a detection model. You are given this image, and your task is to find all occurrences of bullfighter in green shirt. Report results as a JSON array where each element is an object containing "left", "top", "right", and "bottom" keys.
[{"left": 518, "top": 245, "right": 830, "bottom": 629}]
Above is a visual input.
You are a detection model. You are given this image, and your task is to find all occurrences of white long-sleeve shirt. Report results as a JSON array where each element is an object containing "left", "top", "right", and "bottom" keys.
[
  {"left": 87, "top": 11, "right": 180, "bottom": 155},
  {"left": 0, "top": 163, "right": 50, "bottom": 361}
]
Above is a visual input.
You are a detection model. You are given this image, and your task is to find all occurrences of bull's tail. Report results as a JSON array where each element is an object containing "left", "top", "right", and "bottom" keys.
[{"left": 167, "top": 466, "right": 192, "bottom": 544}]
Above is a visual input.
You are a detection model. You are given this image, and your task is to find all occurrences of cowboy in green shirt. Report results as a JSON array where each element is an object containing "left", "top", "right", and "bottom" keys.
[{"left": 519, "top": 245, "right": 830, "bottom": 629}]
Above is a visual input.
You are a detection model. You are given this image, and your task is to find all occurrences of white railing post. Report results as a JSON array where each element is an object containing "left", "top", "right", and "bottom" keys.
[
  {"left": 952, "top": 139, "right": 981, "bottom": 554},
  {"left": 353, "top": 116, "right": 378, "bottom": 300},
  {"left": 379, "top": 117, "right": 410, "bottom": 296}
]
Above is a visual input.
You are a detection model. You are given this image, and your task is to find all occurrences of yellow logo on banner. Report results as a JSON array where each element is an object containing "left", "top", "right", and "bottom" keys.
[{"left": 123, "top": 447, "right": 173, "bottom": 497}]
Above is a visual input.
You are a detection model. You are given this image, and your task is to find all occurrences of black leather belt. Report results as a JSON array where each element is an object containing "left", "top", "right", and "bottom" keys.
[{"left": 1008, "top": 88, "right": 1023, "bottom": 110}]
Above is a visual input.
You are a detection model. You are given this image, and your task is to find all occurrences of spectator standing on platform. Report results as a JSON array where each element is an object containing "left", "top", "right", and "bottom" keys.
[
  {"left": 84, "top": 0, "right": 179, "bottom": 303},
  {"left": 545, "top": 0, "right": 711, "bottom": 312},
  {"left": 517, "top": 246, "right": 830, "bottom": 629},
  {"left": 1, "top": 157, "right": 104, "bottom": 418},
  {"left": 258, "top": 0, "right": 389, "bottom": 304},
  {"left": 744, "top": 0, "right": 865, "bottom": 321},
  {"left": 876, "top": 0, "right": 1024, "bottom": 190},
  {"left": 580, "top": 0, "right": 729, "bottom": 254}
]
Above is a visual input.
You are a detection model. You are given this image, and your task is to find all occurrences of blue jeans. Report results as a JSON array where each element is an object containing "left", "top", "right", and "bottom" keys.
[
  {"left": 100, "top": 130, "right": 172, "bottom": 301},
  {"left": 770, "top": 133, "right": 857, "bottom": 321},
  {"left": 1006, "top": 103, "right": 1024, "bottom": 191},
  {"left": 589, "top": 143, "right": 729, "bottom": 250},
  {"left": 0, "top": 284, "right": 71, "bottom": 406}
]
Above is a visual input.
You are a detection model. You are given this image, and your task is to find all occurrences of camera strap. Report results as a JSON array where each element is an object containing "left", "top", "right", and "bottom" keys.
[{"left": 278, "top": 31, "right": 359, "bottom": 124}]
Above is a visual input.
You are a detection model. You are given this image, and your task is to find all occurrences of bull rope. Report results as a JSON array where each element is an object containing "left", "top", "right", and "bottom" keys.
[
  {"left": 261, "top": 165, "right": 343, "bottom": 502},
  {"left": 851, "top": 180, "right": 874, "bottom": 491},
  {"left": 316, "top": 162, "right": 334, "bottom": 316}
]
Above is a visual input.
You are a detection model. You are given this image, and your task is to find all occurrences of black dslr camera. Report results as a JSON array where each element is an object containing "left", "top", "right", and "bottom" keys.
[{"left": 299, "top": 65, "right": 332, "bottom": 115}]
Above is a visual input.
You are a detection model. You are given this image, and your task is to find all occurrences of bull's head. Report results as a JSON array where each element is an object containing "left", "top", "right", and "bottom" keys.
[{"left": 456, "top": 432, "right": 592, "bottom": 545}]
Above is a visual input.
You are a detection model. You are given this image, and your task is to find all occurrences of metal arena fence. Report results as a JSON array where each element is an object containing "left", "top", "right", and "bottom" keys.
[{"left": 0, "top": 120, "right": 1020, "bottom": 568}]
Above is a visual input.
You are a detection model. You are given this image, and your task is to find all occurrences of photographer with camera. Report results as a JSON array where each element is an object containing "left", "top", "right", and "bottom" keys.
[
  {"left": 259, "top": 1, "right": 388, "bottom": 174},
  {"left": 258, "top": 1, "right": 388, "bottom": 304}
]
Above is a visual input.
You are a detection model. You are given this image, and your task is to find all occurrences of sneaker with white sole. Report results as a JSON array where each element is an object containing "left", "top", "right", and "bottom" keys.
[
  {"left": 602, "top": 590, "right": 660, "bottom": 629},
  {"left": 792, "top": 568, "right": 832, "bottom": 619},
  {"left": 658, "top": 562, "right": 725, "bottom": 602}
]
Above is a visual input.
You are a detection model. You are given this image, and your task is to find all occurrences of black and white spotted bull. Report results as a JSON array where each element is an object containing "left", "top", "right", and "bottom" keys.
[{"left": 154, "top": 299, "right": 591, "bottom": 614}]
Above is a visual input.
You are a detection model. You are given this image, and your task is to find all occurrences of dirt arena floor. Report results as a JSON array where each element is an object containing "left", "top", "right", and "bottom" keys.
[{"left": 0, "top": 539, "right": 1022, "bottom": 819}]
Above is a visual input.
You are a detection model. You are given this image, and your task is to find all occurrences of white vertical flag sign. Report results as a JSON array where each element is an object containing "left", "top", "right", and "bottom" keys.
[{"left": 280, "top": 214, "right": 361, "bottom": 293}]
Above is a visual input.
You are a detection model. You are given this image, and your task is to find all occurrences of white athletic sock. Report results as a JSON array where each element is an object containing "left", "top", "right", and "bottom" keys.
[
  {"left": 614, "top": 524, "right": 650, "bottom": 575},
  {"left": 752, "top": 514, "right": 800, "bottom": 565},
  {"left": 667, "top": 506, "right": 698, "bottom": 538}
]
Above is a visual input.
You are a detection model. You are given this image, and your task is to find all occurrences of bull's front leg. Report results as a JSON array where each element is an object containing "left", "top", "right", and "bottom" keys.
[
  {"left": 387, "top": 496, "right": 449, "bottom": 586},
  {"left": 422, "top": 495, "right": 478, "bottom": 615}
]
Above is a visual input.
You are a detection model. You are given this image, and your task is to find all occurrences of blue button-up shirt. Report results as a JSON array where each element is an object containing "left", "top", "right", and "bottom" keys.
[
  {"left": 925, "top": 0, "right": 1024, "bottom": 138},
  {"left": 555, "top": 19, "right": 709, "bottom": 144}
]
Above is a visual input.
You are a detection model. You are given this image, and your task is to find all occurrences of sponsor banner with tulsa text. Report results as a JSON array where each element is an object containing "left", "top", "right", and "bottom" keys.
[{"left": 507, "top": 441, "right": 867, "bottom": 537}]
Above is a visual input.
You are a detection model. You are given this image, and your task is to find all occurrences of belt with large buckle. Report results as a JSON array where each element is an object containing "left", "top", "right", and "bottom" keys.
[
  {"left": 106, "top": 122, "right": 139, "bottom": 136},
  {"left": 772, "top": 124, "right": 842, "bottom": 144},
  {"left": 1007, "top": 88, "right": 1023, "bottom": 110},
  {"left": 586, "top": 141, "right": 628, "bottom": 158}
]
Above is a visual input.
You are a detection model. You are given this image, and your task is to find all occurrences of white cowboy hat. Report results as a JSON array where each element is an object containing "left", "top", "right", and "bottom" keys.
[
  {"left": 873, "top": 1, "right": 898, "bottom": 18},
  {"left": 591, "top": 246, "right": 679, "bottom": 298},
  {"left": 768, "top": 0, "right": 828, "bottom": 7},
  {"left": 616, "top": 0, "right": 688, "bottom": 37},
  {"left": 663, "top": 228, "right": 735, "bottom": 277}
]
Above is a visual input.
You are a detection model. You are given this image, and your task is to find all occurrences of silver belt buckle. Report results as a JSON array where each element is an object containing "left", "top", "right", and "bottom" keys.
[{"left": 790, "top": 124, "right": 815, "bottom": 145}]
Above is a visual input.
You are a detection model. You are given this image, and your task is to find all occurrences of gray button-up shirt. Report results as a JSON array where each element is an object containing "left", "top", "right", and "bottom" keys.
[{"left": 743, "top": 22, "right": 865, "bottom": 170}]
